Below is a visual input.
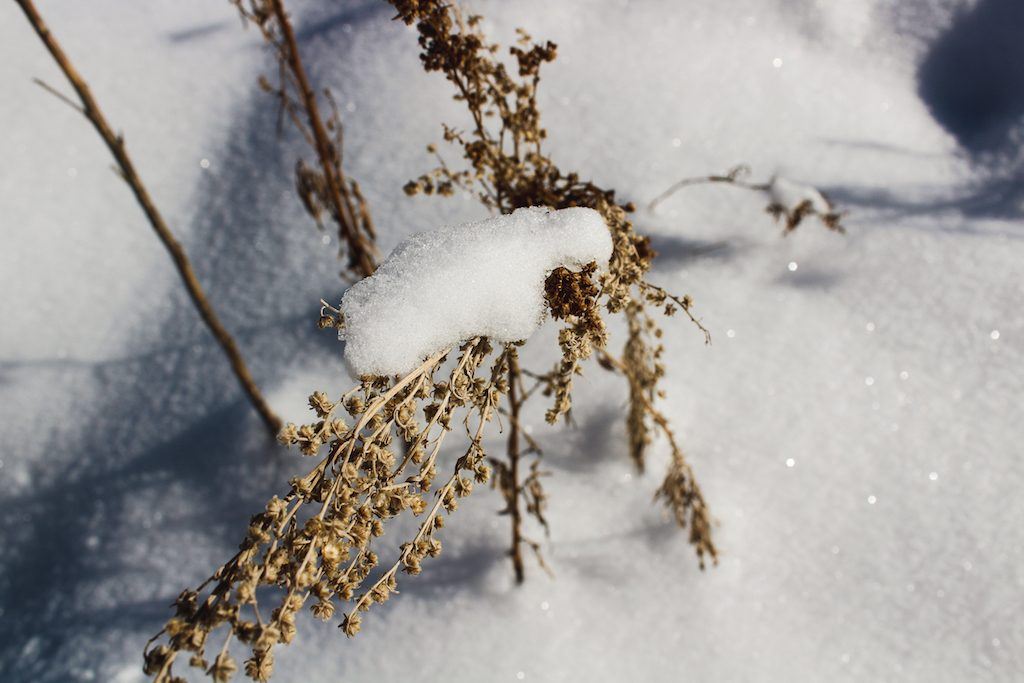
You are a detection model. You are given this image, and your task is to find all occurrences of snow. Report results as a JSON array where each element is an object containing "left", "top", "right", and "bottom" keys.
[
  {"left": 340, "top": 206, "right": 611, "bottom": 377},
  {"left": 2, "top": 0, "right": 1023, "bottom": 681},
  {"left": 768, "top": 176, "right": 833, "bottom": 214}
]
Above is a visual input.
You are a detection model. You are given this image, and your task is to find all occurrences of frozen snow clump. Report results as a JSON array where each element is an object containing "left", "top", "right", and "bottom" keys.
[
  {"left": 768, "top": 176, "right": 832, "bottom": 214},
  {"left": 340, "top": 206, "right": 612, "bottom": 376}
]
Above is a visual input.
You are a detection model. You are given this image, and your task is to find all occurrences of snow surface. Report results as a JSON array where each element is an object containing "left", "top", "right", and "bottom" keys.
[
  {"left": 2, "top": 0, "right": 1023, "bottom": 681},
  {"left": 340, "top": 206, "right": 611, "bottom": 376}
]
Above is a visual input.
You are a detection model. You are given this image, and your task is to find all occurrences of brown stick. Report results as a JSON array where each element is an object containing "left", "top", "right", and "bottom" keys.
[
  {"left": 506, "top": 349, "right": 526, "bottom": 584},
  {"left": 647, "top": 165, "right": 769, "bottom": 212},
  {"left": 268, "top": 0, "right": 378, "bottom": 278},
  {"left": 15, "top": 0, "right": 282, "bottom": 436}
]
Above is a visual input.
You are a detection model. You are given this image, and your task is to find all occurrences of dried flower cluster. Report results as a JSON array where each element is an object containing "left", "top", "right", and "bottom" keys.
[
  {"left": 233, "top": 0, "right": 379, "bottom": 279},
  {"left": 145, "top": 337, "right": 515, "bottom": 681}
]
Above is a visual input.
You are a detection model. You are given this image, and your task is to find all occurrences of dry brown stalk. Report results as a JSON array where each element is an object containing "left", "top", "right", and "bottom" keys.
[
  {"left": 597, "top": 347, "right": 715, "bottom": 566},
  {"left": 232, "top": 0, "right": 379, "bottom": 280},
  {"left": 502, "top": 347, "right": 526, "bottom": 583},
  {"left": 495, "top": 353, "right": 553, "bottom": 583},
  {"left": 14, "top": 0, "right": 281, "bottom": 435},
  {"left": 647, "top": 164, "right": 770, "bottom": 212}
]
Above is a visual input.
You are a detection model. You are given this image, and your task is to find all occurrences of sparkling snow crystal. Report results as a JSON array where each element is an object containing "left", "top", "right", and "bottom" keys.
[{"left": 340, "top": 207, "right": 612, "bottom": 376}]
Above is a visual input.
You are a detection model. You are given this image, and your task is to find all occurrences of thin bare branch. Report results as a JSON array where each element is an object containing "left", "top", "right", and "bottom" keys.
[
  {"left": 15, "top": 0, "right": 282, "bottom": 435},
  {"left": 648, "top": 164, "right": 769, "bottom": 212},
  {"left": 236, "top": 0, "right": 379, "bottom": 279}
]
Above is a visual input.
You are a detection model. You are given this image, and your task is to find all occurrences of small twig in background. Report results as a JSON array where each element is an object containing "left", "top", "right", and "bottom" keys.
[
  {"left": 649, "top": 164, "right": 846, "bottom": 234},
  {"left": 31, "top": 77, "right": 83, "bottom": 113},
  {"left": 233, "top": 0, "right": 380, "bottom": 280},
  {"left": 14, "top": 0, "right": 282, "bottom": 436},
  {"left": 648, "top": 164, "right": 767, "bottom": 212}
]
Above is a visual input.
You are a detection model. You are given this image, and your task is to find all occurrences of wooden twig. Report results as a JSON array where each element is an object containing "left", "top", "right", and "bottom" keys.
[
  {"left": 15, "top": 0, "right": 282, "bottom": 436},
  {"left": 31, "top": 77, "right": 83, "bottom": 113},
  {"left": 265, "top": 0, "right": 379, "bottom": 278},
  {"left": 505, "top": 347, "right": 526, "bottom": 584},
  {"left": 647, "top": 164, "right": 769, "bottom": 212}
]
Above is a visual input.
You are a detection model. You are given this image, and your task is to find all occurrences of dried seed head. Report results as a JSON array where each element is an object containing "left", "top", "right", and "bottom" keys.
[
  {"left": 209, "top": 653, "right": 237, "bottom": 683},
  {"left": 244, "top": 649, "right": 274, "bottom": 683},
  {"left": 309, "top": 391, "right": 334, "bottom": 417},
  {"left": 341, "top": 613, "right": 361, "bottom": 637}
]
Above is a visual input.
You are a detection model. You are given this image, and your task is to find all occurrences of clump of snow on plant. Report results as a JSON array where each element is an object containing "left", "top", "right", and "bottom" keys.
[
  {"left": 340, "top": 207, "right": 612, "bottom": 376},
  {"left": 768, "top": 176, "right": 833, "bottom": 214}
]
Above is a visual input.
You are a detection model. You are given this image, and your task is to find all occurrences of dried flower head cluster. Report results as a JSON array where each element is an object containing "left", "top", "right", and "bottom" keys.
[
  {"left": 145, "top": 337, "right": 517, "bottom": 681},
  {"left": 233, "top": 0, "right": 379, "bottom": 280}
]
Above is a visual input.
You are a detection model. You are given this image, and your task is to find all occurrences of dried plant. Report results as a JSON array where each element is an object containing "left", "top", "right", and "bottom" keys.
[
  {"left": 390, "top": 0, "right": 717, "bottom": 576},
  {"left": 649, "top": 164, "right": 847, "bottom": 234},
  {"left": 139, "top": 3, "right": 852, "bottom": 679},
  {"left": 145, "top": 335, "right": 513, "bottom": 681},
  {"left": 145, "top": 235, "right": 635, "bottom": 680},
  {"left": 14, "top": 0, "right": 281, "bottom": 435},
  {"left": 233, "top": 0, "right": 380, "bottom": 280}
]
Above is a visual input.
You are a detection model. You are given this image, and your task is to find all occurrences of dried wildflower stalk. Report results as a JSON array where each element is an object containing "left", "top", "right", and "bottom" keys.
[
  {"left": 233, "top": 0, "right": 379, "bottom": 280},
  {"left": 492, "top": 345, "right": 553, "bottom": 583},
  {"left": 390, "top": 0, "right": 718, "bottom": 574},
  {"left": 145, "top": 336, "right": 515, "bottom": 681},
  {"left": 649, "top": 164, "right": 846, "bottom": 234},
  {"left": 143, "top": 258, "right": 615, "bottom": 678},
  {"left": 14, "top": 0, "right": 281, "bottom": 435}
]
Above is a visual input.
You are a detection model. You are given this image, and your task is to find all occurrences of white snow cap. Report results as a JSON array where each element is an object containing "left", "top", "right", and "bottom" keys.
[
  {"left": 340, "top": 206, "right": 612, "bottom": 377},
  {"left": 768, "top": 176, "right": 832, "bottom": 214}
]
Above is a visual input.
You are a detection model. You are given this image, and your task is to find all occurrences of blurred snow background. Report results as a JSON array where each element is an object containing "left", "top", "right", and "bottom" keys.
[{"left": 1, "top": 0, "right": 1022, "bottom": 680}]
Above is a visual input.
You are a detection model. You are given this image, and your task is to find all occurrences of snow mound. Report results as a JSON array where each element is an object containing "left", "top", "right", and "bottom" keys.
[
  {"left": 340, "top": 206, "right": 612, "bottom": 376},
  {"left": 768, "top": 176, "right": 832, "bottom": 214}
]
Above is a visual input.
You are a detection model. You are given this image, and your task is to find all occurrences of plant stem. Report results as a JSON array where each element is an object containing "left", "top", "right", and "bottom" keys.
[
  {"left": 506, "top": 349, "right": 525, "bottom": 584},
  {"left": 268, "top": 0, "right": 378, "bottom": 278},
  {"left": 15, "top": 0, "right": 282, "bottom": 436}
]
